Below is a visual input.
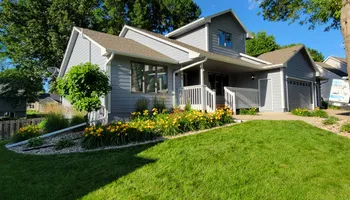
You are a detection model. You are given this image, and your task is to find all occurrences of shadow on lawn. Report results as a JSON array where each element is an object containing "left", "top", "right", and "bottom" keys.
[{"left": 0, "top": 142, "right": 160, "bottom": 200}]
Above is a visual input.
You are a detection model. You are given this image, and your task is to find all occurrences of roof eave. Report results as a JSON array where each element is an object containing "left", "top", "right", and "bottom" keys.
[{"left": 165, "top": 18, "right": 206, "bottom": 38}]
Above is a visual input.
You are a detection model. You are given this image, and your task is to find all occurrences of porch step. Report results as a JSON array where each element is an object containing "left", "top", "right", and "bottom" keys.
[{"left": 216, "top": 104, "right": 226, "bottom": 109}]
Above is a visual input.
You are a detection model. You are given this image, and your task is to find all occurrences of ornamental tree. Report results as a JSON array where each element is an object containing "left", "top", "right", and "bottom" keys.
[
  {"left": 56, "top": 62, "right": 111, "bottom": 112},
  {"left": 246, "top": 31, "right": 280, "bottom": 57}
]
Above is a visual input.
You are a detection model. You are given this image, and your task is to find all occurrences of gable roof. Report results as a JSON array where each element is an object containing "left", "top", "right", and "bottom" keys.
[
  {"left": 76, "top": 27, "right": 177, "bottom": 64},
  {"left": 165, "top": 9, "right": 252, "bottom": 38},
  {"left": 316, "top": 62, "right": 348, "bottom": 77},
  {"left": 126, "top": 26, "right": 278, "bottom": 70},
  {"left": 257, "top": 45, "right": 304, "bottom": 64},
  {"left": 39, "top": 93, "right": 61, "bottom": 103}
]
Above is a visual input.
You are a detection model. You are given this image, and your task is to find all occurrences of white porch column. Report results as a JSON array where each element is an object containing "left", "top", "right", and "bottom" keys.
[{"left": 200, "top": 64, "right": 206, "bottom": 111}]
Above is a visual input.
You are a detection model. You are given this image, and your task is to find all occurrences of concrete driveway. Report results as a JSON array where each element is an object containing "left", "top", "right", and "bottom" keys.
[{"left": 235, "top": 109, "right": 349, "bottom": 136}]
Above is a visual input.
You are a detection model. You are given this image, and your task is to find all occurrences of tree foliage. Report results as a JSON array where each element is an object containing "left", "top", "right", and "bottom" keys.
[
  {"left": 0, "top": 68, "right": 43, "bottom": 108},
  {"left": 256, "top": 0, "right": 341, "bottom": 31},
  {"left": 246, "top": 31, "right": 280, "bottom": 57},
  {"left": 0, "top": 0, "right": 201, "bottom": 74},
  {"left": 56, "top": 63, "right": 111, "bottom": 112},
  {"left": 281, "top": 44, "right": 325, "bottom": 62},
  {"left": 246, "top": 31, "right": 325, "bottom": 62}
]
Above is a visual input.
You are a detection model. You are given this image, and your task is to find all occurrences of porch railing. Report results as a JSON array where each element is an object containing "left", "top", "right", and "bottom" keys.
[
  {"left": 224, "top": 87, "right": 259, "bottom": 112},
  {"left": 178, "top": 85, "right": 216, "bottom": 112}
]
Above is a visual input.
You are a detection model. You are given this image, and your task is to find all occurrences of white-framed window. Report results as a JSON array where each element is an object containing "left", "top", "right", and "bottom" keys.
[
  {"left": 218, "top": 30, "right": 232, "bottom": 48},
  {"left": 131, "top": 62, "right": 168, "bottom": 93}
]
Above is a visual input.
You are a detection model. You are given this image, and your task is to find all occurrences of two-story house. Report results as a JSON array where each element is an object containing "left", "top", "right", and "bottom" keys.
[{"left": 59, "top": 9, "right": 320, "bottom": 121}]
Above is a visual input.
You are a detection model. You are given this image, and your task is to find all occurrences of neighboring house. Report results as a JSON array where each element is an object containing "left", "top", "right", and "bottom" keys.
[
  {"left": 58, "top": 9, "right": 321, "bottom": 121},
  {"left": 27, "top": 93, "right": 61, "bottom": 112},
  {"left": 315, "top": 56, "right": 348, "bottom": 102},
  {"left": 0, "top": 98, "right": 26, "bottom": 118}
]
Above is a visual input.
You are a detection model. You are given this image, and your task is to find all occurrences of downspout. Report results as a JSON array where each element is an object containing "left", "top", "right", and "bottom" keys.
[
  {"left": 172, "top": 57, "right": 208, "bottom": 107},
  {"left": 90, "top": 53, "right": 114, "bottom": 124}
]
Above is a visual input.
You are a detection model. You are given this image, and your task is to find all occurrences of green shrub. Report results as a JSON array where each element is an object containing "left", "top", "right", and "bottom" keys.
[
  {"left": 322, "top": 116, "right": 340, "bottom": 125},
  {"left": 311, "top": 109, "right": 328, "bottom": 118},
  {"left": 70, "top": 114, "right": 86, "bottom": 126},
  {"left": 11, "top": 125, "right": 41, "bottom": 143},
  {"left": 55, "top": 139, "right": 75, "bottom": 150},
  {"left": 239, "top": 108, "right": 258, "bottom": 115},
  {"left": 328, "top": 105, "right": 341, "bottom": 110},
  {"left": 341, "top": 124, "right": 350, "bottom": 133},
  {"left": 38, "top": 112, "right": 69, "bottom": 133},
  {"left": 152, "top": 96, "right": 166, "bottom": 112},
  {"left": 134, "top": 98, "right": 149, "bottom": 113},
  {"left": 27, "top": 137, "right": 44, "bottom": 147},
  {"left": 185, "top": 100, "right": 191, "bottom": 112}
]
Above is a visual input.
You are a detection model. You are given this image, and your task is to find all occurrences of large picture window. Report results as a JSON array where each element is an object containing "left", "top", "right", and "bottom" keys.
[
  {"left": 131, "top": 62, "right": 168, "bottom": 93},
  {"left": 218, "top": 30, "right": 232, "bottom": 48}
]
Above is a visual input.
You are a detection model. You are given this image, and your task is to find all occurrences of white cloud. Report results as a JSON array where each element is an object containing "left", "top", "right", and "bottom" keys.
[{"left": 248, "top": 0, "right": 261, "bottom": 10}]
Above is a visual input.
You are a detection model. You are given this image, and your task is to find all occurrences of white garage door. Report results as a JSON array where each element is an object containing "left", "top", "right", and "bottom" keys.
[{"left": 288, "top": 79, "right": 313, "bottom": 110}]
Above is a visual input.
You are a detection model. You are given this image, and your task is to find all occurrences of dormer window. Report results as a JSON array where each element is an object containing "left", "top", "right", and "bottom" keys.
[{"left": 218, "top": 30, "right": 232, "bottom": 48}]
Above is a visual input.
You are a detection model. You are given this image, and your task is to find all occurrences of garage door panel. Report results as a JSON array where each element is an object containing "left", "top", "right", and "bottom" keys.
[{"left": 288, "top": 79, "right": 312, "bottom": 110}]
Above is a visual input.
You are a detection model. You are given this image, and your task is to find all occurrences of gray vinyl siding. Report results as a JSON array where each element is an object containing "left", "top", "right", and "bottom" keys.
[
  {"left": 0, "top": 98, "right": 26, "bottom": 117},
  {"left": 109, "top": 56, "right": 181, "bottom": 119},
  {"left": 124, "top": 29, "right": 190, "bottom": 63},
  {"left": 62, "top": 32, "right": 107, "bottom": 108},
  {"left": 209, "top": 13, "right": 246, "bottom": 58},
  {"left": 175, "top": 25, "right": 207, "bottom": 50},
  {"left": 285, "top": 50, "right": 315, "bottom": 81},
  {"left": 230, "top": 69, "right": 285, "bottom": 112}
]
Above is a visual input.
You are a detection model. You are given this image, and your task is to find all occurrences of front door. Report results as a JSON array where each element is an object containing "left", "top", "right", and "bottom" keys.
[
  {"left": 259, "top": 79, "right": 273, "bottom": 111},
  {"left": 208, "top": 72, "right": 229, "bottom": 96}
]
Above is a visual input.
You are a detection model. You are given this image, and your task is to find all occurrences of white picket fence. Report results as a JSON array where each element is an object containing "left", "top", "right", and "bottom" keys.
[{"left": 0, "top": 118, "right": 44, "bottom": 140}]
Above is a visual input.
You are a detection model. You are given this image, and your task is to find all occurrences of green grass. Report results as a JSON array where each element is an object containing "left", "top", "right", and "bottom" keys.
[{"left": 2, "top": 121, "right": 350, "bottom": 199}]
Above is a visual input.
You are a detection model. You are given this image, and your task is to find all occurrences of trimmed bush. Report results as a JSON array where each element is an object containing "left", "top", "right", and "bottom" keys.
[
  {"left": 27, "top": 137, "right": 44, "bottom": 147},
  {"left": 82, "top": 108, "right": 234, "bottom": 149},
  {"left": 341, "top": 124, "right": 350, "bottom": 133},
  {"left": 38, "top": 112, "right": 69, "bottom": 133},
  {"left": 134, "top": 98, "right": 149, "bottom": 113},
  {"left": 322, "top": 116, "right": 340, "bottom": 125},
  {"left": 239, "top": 108, "right": 258, "bottom": 115},
  {"left": 55, "top": 139, "right": 75, "bottom": 150},
  {"left": 11, "top": 125, "right": 41, "bottom": 143}
]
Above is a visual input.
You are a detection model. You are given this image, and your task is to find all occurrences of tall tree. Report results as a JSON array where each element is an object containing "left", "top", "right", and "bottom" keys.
[
  {"left": 0, "top": 0, "right": 201, "bottom": 74},
  {"left": 246, "top": 31, "right": 280, "bottom": 57},
  {"left": 281, "top": 44, "right": 325, "bottom": 62},
  {"left": 255, "top": 0, "right": 349, "bottom": 80},
  {"left": 0, "top": 68, "right": 43, "bottom": 107}
]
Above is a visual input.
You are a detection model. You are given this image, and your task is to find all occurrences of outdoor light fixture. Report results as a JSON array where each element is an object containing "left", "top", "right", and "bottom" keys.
[{"left": 251, "top": 75, "right": 255, "bottom": 80}]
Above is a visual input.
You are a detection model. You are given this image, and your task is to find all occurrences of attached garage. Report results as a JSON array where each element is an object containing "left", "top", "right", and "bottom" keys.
[{"left": 287, "top": 78, "right": 313, "bottom": 110}]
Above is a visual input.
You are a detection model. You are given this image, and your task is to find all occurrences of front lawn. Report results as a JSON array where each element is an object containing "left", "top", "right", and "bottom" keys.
[{"left": 1, "top": 121, "right": 350, "bottom": 199}]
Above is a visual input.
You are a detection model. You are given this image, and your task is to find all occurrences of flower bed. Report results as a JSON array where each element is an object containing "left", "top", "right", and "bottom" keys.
[
  {"left": 82, "top": 108, "right": 234, "bottom": 149},
  {"left": 291, "top": 107, "right": 328, "bottom": 118}
]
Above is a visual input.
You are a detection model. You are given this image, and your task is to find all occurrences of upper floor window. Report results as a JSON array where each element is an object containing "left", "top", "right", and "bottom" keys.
[
  {"left": 218, "top": 30, "right": 232, "bottom": 48},
  {"left": 131, "top": 62, "right": 168, "bottom": 93}
]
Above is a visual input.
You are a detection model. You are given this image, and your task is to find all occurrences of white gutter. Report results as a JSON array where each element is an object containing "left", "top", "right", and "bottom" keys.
[
  {"left": 262, "top": 63, "right": 284, "bottom": 69},
  {"left": 172, "top": 57, "right": 208, "bottom": 107},
  {"left": 239, "top": 53, "right": 272, "bottom": 64}
]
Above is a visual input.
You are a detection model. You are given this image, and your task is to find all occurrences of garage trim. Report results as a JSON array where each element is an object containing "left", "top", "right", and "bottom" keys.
[
  {"left": 258, "top": 78, "right": 274, "bottom": 111},
  {"left": 286, "top": 75, "right": 315, "bottom": 110}
]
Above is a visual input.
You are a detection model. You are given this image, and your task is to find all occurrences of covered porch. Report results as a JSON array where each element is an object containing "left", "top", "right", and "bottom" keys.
[{"left": 174, "top": 58, "right": 273, "bottom": 114}]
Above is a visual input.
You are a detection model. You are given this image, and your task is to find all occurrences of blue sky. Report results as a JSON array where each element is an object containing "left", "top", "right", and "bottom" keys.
[{"left": 194, "top": 0, "right": 345, "bottom": 58}]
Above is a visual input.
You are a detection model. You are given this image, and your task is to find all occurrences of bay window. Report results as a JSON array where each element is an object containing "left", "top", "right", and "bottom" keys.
[{"left": 131, "top": 62, "right": 168, "bottom": 93}]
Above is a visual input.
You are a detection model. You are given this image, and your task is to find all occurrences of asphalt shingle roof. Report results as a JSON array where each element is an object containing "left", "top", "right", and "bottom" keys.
[
  {"left": 257, "top": 45, "right": 304, "bottom": 64},
  {"left": 78, "top": 27, "right": 177, "bottom": 64},
  {"left": 316, "top": 62, "right": 348, "bottom": 77}
]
